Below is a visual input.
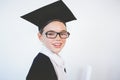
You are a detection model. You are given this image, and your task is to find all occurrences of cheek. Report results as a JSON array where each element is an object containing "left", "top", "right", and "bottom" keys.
[
  {"left": 63, "top": 39, "right": 66, "bottom": 43},
  {"left": 42, "top": 38, "right": 53, "bottom": 47},
  {"left": 62, "top": 39, "right": 66, "bottom": 46}
]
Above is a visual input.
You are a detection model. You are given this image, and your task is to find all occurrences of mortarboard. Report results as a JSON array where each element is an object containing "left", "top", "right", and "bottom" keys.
[{"left": 21, "top": 0, "right": 77, "bottom": 31}]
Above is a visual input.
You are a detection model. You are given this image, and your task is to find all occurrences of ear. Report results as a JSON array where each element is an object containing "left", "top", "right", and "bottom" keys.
[{"left": 37, "top": 32, "right": 42, "bottom": 41}]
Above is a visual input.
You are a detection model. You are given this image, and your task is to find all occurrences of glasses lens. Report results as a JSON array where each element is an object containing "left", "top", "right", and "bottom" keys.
[
  {"left": 46, "top": 31, "right": 57, "bottom": 39},
  {"left": 60, "top": 32, "right": 70, "bottom": 39}
]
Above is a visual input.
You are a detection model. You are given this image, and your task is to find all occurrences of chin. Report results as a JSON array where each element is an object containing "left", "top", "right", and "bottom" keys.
[
  {"left": 52, "top": 49, "right": 61, "bottom": 54},
  {"left": 50, "top": 45, "right": 64, "bottom": 54}
]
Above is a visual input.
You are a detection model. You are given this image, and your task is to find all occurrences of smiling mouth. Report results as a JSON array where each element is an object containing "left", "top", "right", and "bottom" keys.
[{"left": 53, "top": 43, "right": 62, "bottom": 48}]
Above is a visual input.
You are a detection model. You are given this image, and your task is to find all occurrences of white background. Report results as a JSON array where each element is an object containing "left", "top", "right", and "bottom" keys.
[{"left": 0, "top": 0, "right": 120, "bottom": 80}]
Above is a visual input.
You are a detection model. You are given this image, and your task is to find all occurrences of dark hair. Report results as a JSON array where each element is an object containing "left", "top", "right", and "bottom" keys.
[{"left": 39, "top": 19, "right": 66, "bottom": 34}]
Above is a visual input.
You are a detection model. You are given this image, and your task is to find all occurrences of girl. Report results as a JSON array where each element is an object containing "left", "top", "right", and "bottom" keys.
[{"left": 21, "top": 0, "right": 76, "bottom": 80}]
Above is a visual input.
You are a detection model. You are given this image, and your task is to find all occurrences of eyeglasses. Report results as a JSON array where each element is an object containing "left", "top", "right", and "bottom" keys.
[{"left": 45, "top": 31, "right": 70, "bottom": 39}]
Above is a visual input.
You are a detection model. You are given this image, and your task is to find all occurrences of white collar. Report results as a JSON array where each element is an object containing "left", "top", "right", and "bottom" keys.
[{"left": 40, "top": 45, "right": 65, "bottom": 67}]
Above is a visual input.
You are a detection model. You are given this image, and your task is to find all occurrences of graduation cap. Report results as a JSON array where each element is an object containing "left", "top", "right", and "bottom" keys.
[{"left": 21, "top": 0, "right": 77, "bottom": 31}]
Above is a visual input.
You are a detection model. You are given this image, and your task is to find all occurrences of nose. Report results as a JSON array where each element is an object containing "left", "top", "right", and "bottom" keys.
[{"left": 55, "top": 34, "right": 61, "bottom": 40}]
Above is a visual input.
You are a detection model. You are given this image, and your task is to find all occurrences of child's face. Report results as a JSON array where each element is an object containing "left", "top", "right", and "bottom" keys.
[{"left": 38, "top": 21, "right": 67, "bottom": 54}]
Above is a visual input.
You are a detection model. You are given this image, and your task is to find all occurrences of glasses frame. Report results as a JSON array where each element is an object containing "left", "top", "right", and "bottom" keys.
[{"left": 45, "top": 31, "right": 70, "bottom": 39}]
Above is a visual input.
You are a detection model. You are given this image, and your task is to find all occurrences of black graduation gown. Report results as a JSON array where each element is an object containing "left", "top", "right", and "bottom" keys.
[{"left": 26, "top": 53, "right": 58, "bottom": 80}]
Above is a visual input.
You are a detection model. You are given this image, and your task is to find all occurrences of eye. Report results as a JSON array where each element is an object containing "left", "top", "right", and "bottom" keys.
[
  {"left": 47, "top": 31, "right": 56, "bottom": 35},
  {"left": 46, "top": 31, "right": 57, "bottom": 36},
  {"left": 60, "top": 31, "right": 68, "bottom": 35}
]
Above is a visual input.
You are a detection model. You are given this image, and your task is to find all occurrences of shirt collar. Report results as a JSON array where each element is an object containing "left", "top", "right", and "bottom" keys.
[{"left": 40, "top": 45, "right": 65, "bottom": 67}]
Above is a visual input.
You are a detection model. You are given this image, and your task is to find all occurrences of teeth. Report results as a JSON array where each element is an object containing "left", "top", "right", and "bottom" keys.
[
  {"left": 55, "top": 43, "right": 60, "bottom": 45},
  {"left": 54, "top": 43, "right": 61, "bottom": 46},
  {"left": 53, "top": 43, "right": 62, "bottom": 47}
]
